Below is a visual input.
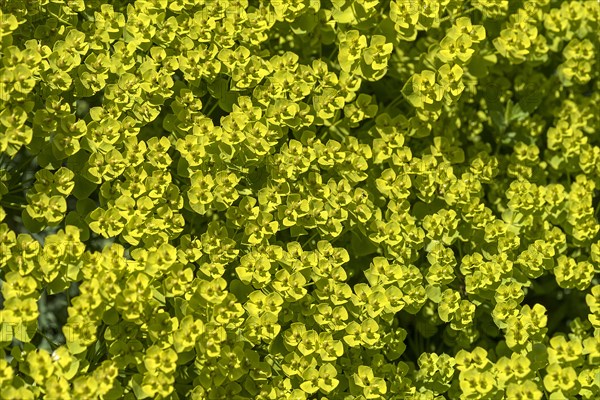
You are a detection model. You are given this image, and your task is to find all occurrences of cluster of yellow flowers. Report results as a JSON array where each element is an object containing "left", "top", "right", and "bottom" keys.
[{"left": 0, "top": 0, "right": 599, "bottom": 399}]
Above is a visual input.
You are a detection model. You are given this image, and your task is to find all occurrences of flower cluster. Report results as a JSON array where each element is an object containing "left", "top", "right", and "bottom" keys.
[{"left": 1, "top": 0, "right": 600, "bottom": 399}]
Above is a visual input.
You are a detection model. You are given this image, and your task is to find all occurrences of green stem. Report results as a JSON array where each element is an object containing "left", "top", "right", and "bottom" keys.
[
  {"left": 383, "top": 95, "right": 407, "bottom": 114},
  {"left": 330, "top": 226, "right": 348, "bottom": 244},
  {"left": 324, "top": 47, "right": 338, "bottom": 62},
  {"left": 5, "top": 180, "right": 35, "bottom": 194},
  {"left": 330, "top": 125, "right": 346, "bottom": 141},
  {"left": 10, "top": 155, "right": 36, "bottom": 177},
  {"left": 302, "top": 231, "right": 319, "bottom": 248},
  {"left": 537, "top": 371, "right": 549, "bottom": 398},
  {"left": 48, "top": 9, "right": 74, "bottom": 26},
  {"left": 0, "top": 201, "right": 25, "bottom": 209},
  {"left": 38, "top": 330, "right": 61, "bottom": 349},
  {"left": 406, "top": 328, "right": 419, "bottom": 359},
  {"left": 418, "top": 328, "right": 424, "bottom": 356},
  {"left": 439, "top": 7, "right": 477, "bottom": 23},
  {"left": 204, "top": 100, "right": 220, "bottom": 118}
]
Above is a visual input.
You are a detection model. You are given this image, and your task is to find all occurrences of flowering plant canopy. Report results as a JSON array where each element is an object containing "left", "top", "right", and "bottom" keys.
[{"left": 0, "top": 0, "right": 599, "bottom": 399}]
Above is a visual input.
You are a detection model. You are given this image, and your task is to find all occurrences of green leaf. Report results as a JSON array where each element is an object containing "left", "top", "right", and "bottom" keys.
[
  {"left": 0, "top": 323, "right": 14, "bottom": 344},
  {"left": 208, "top": 77, "right": 229, "bottom": 100},
  {"left": 331, "top": 5, "right": 356, "bottom": 24},
  {"left": 290, "top": 225, "right": 308, "bottom": 237},
  {"left": 76, "top": 197, "right": 97, "bottom": 216},
  {"left": 177, "top": 157, "right": 190, "bottom": 178},
  {"left": 218, "top": 93, "right": 239, "bottom": 113},
  {"left": 426, "top": 285, "right": 442, "bottom": 303},
  {"left": 528, "top": 343, "right": 548, "bottom": 371},
  {"left": 290, "top": 11, "right": 319, "bottom": 35},
  {"left": 131, "top": 374, "right": 151, "bottom": 399},
  {"left": 66, "top": 339, "right": 88, "bottom": 355},
  {"left": 351, "top": 230, "right": 378, "bottom": 256},
  {"left": 163, "top": 113, "right": 179, "bottom": 133},
  {"left": 490, "top": 109, "right": 506, "bottom": 131},
  {"left": 21, "top": 209, "right": 46, "bottom": 233},
  {"left": 46, "top": 275, "right": 69, "bottom": 294},
  {"left": 103, "top": 382, "right": 124, "bottom": 400},
  {"left": 506, "top": 100, "right": 528, "bottom": 123},
  {"left": 468, "top": 53, "right": 497, "bottom": 78},
  {"left": 230, "top": 279, "right": 254, "bottom": 301},
  {"left": 74, "top": 78, "right": 95, "bottom": 98},
  {"left": 72, "top": 173, "right": 98, "bottom": 200},
  {"left": 14, "top": 322, "right": 36, "bottom": 343},
  {"left": 102, "top": 307, "right": 120, "bottom": 326},
  {"left": 517, "top": 88, "right": 543, "bottom": 114}
]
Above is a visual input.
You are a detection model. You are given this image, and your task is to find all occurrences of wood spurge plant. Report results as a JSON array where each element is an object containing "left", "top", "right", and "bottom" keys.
[{"left": 0, "top": 0, "right": 600, "bottom": 399}]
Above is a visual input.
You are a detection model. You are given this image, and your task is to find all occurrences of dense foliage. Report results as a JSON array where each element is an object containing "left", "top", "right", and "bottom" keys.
[{"left": 0, "top": 0, "right": 600, "bottom": 399}]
